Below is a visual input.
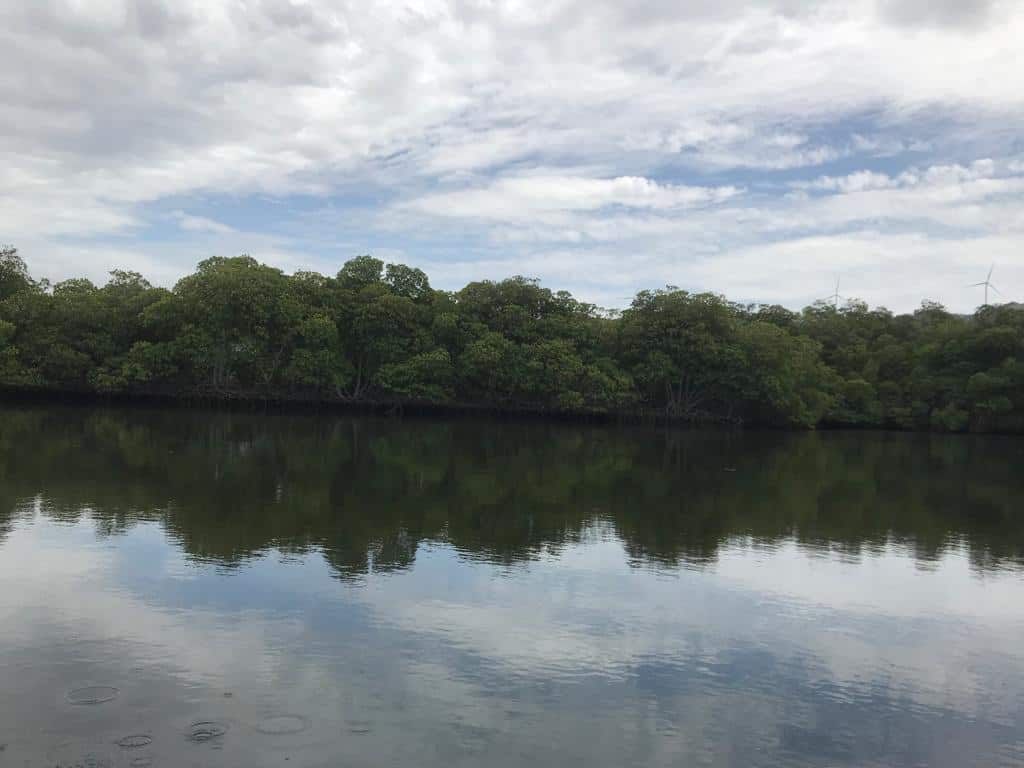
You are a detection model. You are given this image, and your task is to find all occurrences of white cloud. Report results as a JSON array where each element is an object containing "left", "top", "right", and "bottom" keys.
[
  {"left": 172, "top": 211, "right": 237, "bottom": 234},
  {"left": 388, "top": 157, "right": 1024, "bottom": 310},
  {"left": 5, "top": 514, "right": 1021, "bottom": 765},
  {"left": 406, "top": 174, "right": 740, "bottom": 220},
  {"left": 795, "top": 170, "right": 898, "bottom": 193},
  {"left": 795, "top": 159, "right": 1007, "bottom": 194},
  {"left": 1, "top": 0, "right": 1023, "bottom": 310},
  {"left": 781, "top": 161, "right": 1024, "bottom": 235},
  {"left": 624, "top": 122, "right": 847, "bottom": 170},
  {"left": 687, "top": 231, "right": 1024, "bottom": 309},
  {"left": 356, "top": 536, "right": 1024, "bottom": 719}
]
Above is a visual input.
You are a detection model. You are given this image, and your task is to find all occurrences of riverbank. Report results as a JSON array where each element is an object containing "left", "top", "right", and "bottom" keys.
[
  {"left": 0, "top": 384, "right": 724, "bottom": 427},
  {"left": 5, "top": 385, "right": 1022, "bottom": 434}
]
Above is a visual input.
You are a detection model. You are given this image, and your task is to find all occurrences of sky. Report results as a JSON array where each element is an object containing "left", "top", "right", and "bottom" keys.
[{"left": 2, "top": 0, "right": 1023, "bottom": 312}]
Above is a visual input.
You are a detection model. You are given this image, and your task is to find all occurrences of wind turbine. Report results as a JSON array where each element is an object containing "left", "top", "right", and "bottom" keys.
[
  {"left": 969, "top": 264, "right": 1001, "bottom": 306},
  {"left": 820, "top": 277, "right": 845, "bottom": 309}
]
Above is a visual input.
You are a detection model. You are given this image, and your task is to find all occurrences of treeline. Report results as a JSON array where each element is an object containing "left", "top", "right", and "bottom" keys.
[{"left": 1, "top": 246, "right": 1022, "bottom": 431}]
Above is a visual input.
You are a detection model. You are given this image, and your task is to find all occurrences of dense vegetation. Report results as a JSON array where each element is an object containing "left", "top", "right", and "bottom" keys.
[{"left": 1, "top": 245, "right": 1022, "bottom": 431}]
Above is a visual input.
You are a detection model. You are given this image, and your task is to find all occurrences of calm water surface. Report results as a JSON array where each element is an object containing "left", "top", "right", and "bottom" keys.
[{"left": 1, "top": 404, "right": 1023, "bottom": 767}]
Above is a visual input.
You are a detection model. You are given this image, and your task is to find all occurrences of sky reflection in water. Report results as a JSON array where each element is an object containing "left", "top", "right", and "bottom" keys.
[{"left": 0, "top": 404, "right": 1023, "bottom": 767}]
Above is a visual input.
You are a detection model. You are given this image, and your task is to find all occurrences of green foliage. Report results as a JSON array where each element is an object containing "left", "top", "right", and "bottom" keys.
[
  {"left": 337, "top": 255, "right": 384, "bottom": 292},
  {"left": 736, "top": 322, "right": 834, "bottom": 427},
  {"left": 831, "top": 378, "right": 882, "bottom": 426},
  {"left": 931, "top": 402, "right": 970, "bottom": 432},
  {"left": 2, "top": 246, "right": 1023, "bottom": 431},
  {"left": 621, "top": 290, "right": 748, "bottom": 421},
  {"left": 0, "top": 246, "right": 33, "bottom": 300},
  {"left": 521, "top": 339, "right": 585, "bottom": 409},
  {"left": 379, "top": 348, "right": 454, "bottom": 401},
  {"left": 384, "top": 263, "right": 431, "bottom": 301},
  {"left": 0, "top": 318, "right": 34, "bottom": 386},
  {"left": 459, "top": 332, "right": 519, "bottom": 402},
  {"left": 285, "top": 315, "right": 348, "bottom": 392},
  {"left": 123, "top": 341, "right": 180, "bottom": 385}
]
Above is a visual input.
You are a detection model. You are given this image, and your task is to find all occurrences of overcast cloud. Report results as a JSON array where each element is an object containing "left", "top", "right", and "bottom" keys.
[{"left": 2, "top": 0, "right": 1022, "bottom": 310}]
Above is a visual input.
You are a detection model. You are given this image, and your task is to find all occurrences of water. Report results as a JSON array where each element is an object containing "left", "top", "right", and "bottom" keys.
[{"left": 1, "top": 404, "right": 1023, "bottom": 768}]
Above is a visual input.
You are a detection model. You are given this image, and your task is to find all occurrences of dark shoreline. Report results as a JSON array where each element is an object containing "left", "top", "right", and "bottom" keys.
[
  {"left": 0, "top": 385, "right": 682, "bottom": 426},
  {"left": 4, "top": 386, "right": 1018, "bottom": 434}
]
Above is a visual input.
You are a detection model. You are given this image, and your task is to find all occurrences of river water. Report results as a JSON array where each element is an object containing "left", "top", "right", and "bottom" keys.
[{"left": 1, "top": 404, "right": 1022, "bottom": 767}]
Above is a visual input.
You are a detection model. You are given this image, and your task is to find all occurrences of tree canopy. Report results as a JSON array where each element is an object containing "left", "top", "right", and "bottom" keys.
[{"left": 2, "top": 250, "right": 1022, "bottom": 432}]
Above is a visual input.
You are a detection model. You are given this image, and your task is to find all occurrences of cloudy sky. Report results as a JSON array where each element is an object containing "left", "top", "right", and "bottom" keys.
[{"left": 2, "top": 0, "right": 1023, "bottom": 311}]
